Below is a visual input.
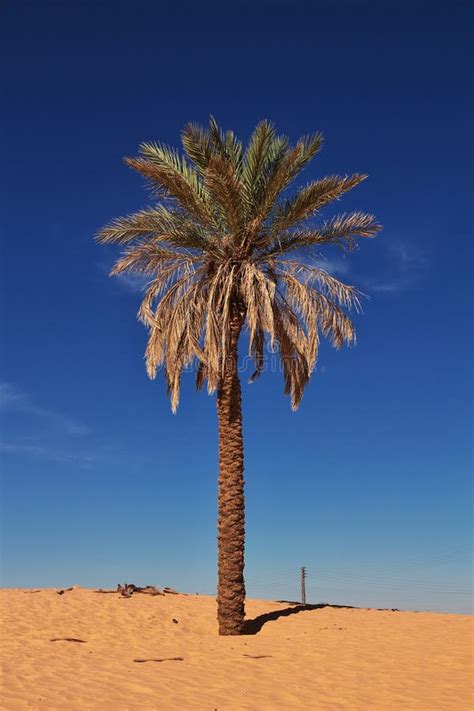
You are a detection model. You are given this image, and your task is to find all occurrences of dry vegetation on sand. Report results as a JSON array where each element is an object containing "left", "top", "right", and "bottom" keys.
[{"left": 1, "top": 587, "right": 472, "bottom": 710}]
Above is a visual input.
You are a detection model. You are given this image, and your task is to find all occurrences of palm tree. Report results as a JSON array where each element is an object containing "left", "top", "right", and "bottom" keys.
[{"left": 97, "top": 118, "right": 381, "bottom": 635}]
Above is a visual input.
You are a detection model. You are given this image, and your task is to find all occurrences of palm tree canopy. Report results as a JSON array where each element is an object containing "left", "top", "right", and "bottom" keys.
[{"left": 97, "top": 118, "right": 381, "bottom": 411}]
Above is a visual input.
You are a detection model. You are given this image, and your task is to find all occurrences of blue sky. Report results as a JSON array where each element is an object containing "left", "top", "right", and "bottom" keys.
[{"left": 1, "top": 0, "right": 472, "bottom": 613}]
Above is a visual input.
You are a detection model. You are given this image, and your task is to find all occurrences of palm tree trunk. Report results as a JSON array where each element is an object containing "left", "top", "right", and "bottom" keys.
[{"left": 216, "top": 314, "right": 245, "bottom": 635}]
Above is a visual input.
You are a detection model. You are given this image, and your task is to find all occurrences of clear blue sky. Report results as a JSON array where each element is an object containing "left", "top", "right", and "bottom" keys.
[{"left": 1, "top": 0, "right": 472, "bottom": 613}]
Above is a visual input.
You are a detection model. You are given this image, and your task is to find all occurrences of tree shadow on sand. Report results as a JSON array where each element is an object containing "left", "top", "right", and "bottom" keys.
[
  {"left": 242, "top": 603, "right": 358, "bottom": 635},
  {"left": 243, "top": 601, "right": 400, "bottom": 635}
]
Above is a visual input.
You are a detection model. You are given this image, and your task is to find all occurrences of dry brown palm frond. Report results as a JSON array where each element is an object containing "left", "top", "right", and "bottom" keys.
[
  {"left": 278, "top": 259, "right": 364, "bottom": 312},
  {"left": 164, "top": 282, "right": 208, "bottom": 412},
  {"left": 195, "top": 360, "right": 208, "bottom": 391},
  {"left": 144, "top": 270, "right": 202, "bottom": 380},
  {"left": 248, "top": 326, "right": 265, "bottom": 383},
  {"left": 280, "top": 272, "right": 356, "bottom": 349},
  {"left": 196, "top": 262, "right": 227, "bottom": 392},
  {"left": 138, "top": 261, "right": 200, "bottom": 327},
  {"left": 284, "top": 280, "right": 320, "bottom": 377},
  {"left": 240, "top": 261, "right": 275, "bottom": 357},
  {"left": 145, "top": 326, "right": 165, "bottom": 380},
  {"left": 272, "top": 299, "right": 311, "bottom": 410},
  {"left": 110, "top": 241, "right": 199, "bottom": 276}
]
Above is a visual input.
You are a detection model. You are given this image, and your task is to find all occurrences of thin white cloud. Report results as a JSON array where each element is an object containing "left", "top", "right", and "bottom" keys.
[
  {"left": 369, "top": 279, "right": 412, "bottom": 293},
  {"left": 114, "top": 273, "right": 149, "bottom": 293},
  {"left": 314, "top": 256, "right": 351, "bottom": 277},
  {"left": 361, "top": 240, "right": 429, "bottom": 294},
  {"left": 95, "top": 260, "right": 148, "bottom": 294},
  {"left": 312, "top": 240, "right": 429, "bottom": 295},
  {"left": 0, "top": 440, "right": 98, "bottom": 467},
  {"left": 0, "top": 382, "right": 89, "bottom": 435}
]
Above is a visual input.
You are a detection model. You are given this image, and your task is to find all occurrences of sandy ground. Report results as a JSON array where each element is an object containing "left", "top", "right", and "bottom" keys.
[{"left": 1, "top": 587, "right": 472, "bottom": 710}]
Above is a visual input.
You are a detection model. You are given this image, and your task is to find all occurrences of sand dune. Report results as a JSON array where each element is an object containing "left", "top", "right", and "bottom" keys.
[{"left": 1, "top": 587, "right": 472, "bottom": 710}]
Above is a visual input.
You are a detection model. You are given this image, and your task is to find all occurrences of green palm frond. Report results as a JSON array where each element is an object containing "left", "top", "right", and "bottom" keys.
[
  {"left": 204, "top": 154, "right": 245, "bottom": 237},
  {"left": 224, "top": 130, "right": 243, "bottom": 173},
  {"left": 96, "top": 206, "right": 179, "bottom": 244},
  {"left": 208, "top": 116, "right": 243, "bottom": 171},
  {"left": 285, "top": 132, "right": 324, "bottom": 181},
  {"left": 139, "top": 139, "right": 211, "bottom": 204},
  {"left": 208, "top": 116, "right": 224, "bottom": 151},
  {"left": 181, "top": 122, "right": 214, "bottom": 174},
  {"left": 96, "top": 206, "right": 218, "bottom": 253},
  {"left": 126, "top": 140, "right": 216, "bottom": 227},
  {"left": 262, "top": 211, "right": 381, "bottom": 258},
  {"left": 272, "top": 174, "right": 367, "bottom": 233},
  {"left": 250, "top": 133, "right": 323, "bottom": 229},
  {"left": 250, "top": 139, "right": 294, "bottom": 224},
  {"left": 241, "top": 120, "right": 276, "bottom": 203}
]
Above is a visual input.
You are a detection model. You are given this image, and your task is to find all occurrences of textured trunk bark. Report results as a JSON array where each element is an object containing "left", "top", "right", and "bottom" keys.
[{"left": 216, "top": 314, "right": 245, "bottom": 635}]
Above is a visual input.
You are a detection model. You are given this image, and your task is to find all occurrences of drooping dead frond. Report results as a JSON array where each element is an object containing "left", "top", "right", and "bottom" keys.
[
  {"left": 110, "top": 241, "right": 199, "bottom": 276},
  {"left": 240, "top": 261, "right": 275, "bottom": 355},
  {"left": 248, "top": 326, "right": 265, "bottom": 383},
  {"left": 279, "top": 259, "right": 364, "bottom": 312},
  {"left": 138, "top": 261, "right": 199, "bottom": 327},
  {"left": 281, "top": 272, "right": 356, "bottom": 350},
  {"left": 272, "top": 299, "right": 311, "bottom": 410},
  {"left": 98, "top": 118, "right": 381, "bottom": 410}
]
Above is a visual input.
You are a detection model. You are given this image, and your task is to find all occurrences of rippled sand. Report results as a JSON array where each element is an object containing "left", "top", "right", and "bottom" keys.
[{"left": 1, "top": 587, "right": 472, "bottom": 709}]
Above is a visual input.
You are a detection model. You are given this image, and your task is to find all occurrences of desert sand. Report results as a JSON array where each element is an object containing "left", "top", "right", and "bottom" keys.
[{"left": 1, "top": 587, "right": 472, "bottom": 710}]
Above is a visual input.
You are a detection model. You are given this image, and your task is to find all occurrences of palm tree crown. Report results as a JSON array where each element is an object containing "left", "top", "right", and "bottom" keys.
[{"left": 97, "top": 118, "right": 381, "bottom": 411}]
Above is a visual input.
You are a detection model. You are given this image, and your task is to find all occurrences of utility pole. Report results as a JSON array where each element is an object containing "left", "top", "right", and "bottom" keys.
[{"left": 300, "top": 566, "right": 307, "bottom": 606}]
